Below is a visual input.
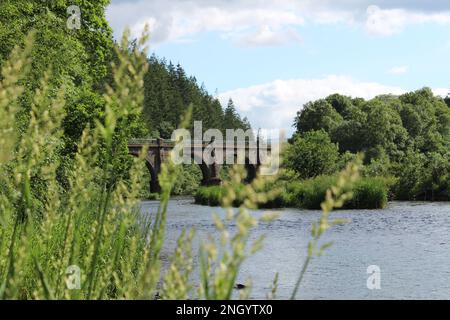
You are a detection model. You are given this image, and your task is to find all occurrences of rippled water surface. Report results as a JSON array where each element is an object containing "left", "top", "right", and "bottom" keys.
[{"left": 141, "top": 199, "right": 450, "bottom": 299}]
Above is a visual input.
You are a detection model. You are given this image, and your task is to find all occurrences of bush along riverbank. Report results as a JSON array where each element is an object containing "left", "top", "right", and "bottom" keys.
[{"left": 195, "top": 175, "right": 391, "bottom": 210}]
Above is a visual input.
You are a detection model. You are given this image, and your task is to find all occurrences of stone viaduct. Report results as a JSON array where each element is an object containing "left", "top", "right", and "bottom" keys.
[{"left": 128, "top": 138, "right": 270, "bottom": 193}]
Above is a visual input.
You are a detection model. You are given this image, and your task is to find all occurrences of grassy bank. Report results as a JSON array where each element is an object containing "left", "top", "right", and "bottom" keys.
[{"left": 195, "top": 175, "right": 390, "bottom": 210}]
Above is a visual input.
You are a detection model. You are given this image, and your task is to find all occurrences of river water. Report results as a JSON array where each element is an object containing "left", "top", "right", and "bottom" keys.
[{"left": 140, "top": 199, "right": 450, "bottom": 299}]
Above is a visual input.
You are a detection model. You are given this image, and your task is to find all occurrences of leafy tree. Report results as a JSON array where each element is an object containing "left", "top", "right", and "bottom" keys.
[
  {"left": 325, "top": 94, "right": 354, "bottom": 118},
  {"left": 284, "top": 130, "right": 339, "bottom": 179},
  {"left": 420, "top": 152, "right": 450, "bottom": 200},
  {"left": 391, "top": 150, "right": 425, "bottom": 200},
  {"left": 0, "top": 0, "right": 113, "bottom": 137},
  {"left": 331, "top": 118, "right": 366, "bottom": 153},
  {"left": 292, "top": 89, "right": 449, "bottom": 200},
  {"left": 363, "top": 152, "right": 392, "bottom": 178},
  {"left": 399, "top": 103, "right": 423, "bottom": 138},
  {"left": 445, "top": 95, "right": 450, "bottom": 108},
  {"left": 399, "top": 88, "right": 447, "bottom": 153},
  {"left": 294, "top": 99, "right": 343, "bottom": 134},
  {"left": 0, "top": 0, "right": 117, "bottom": 191},
  {"left": 362, "top": 99, "right": 408, "bottom": 162}
]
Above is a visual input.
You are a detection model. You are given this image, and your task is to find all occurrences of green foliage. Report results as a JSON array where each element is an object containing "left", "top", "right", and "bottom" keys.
[
  {"left": 142, "top": 57, "right": 250, "bottom": 138},
  {"left": 171, "top": 165, "right": 202, "bottom": 196},
  {"left": 0, "top": 0, "right": 148, "bottom": 197},
  {"left": 140, "top": 164, "right": 202, "bottom": 199},
  {"left": 392, "top": 150, "right": 450, "bottom": 201},
  {"left": 290, "top": 176, "right": 338, "bottom": 210},
  {"left": 195, "top": 186, "right": 222, "bottom": 206},
  {"left": 444, "top": 95, "right": 450, "bottom": 108},
  {"left": 362, "top": 152, "right": 392, "bottom": 177},
  {"left": 294, "top": 99, "right": 343, "bottom": 134},
  {"left": 284, "top": 130, "right": 339, "bottom": 179},
  {"left": 196, "top": 173, "right": 388, "bottom": 210},
  {"left": 0, "top": 31, "right": 279, "bottom": 301},
  {"left": 223, "top": 99, "right": 251, "bottom": 130},
  {"left": 290, "top": 176, "right": 388, "bottom": 210},
  {"left": 422, "top": 152, "right": 450, "bottom": 200},
  {"left": 292, "top": 91, "right": 450, "bottom": 201},
  {"left": 348, "top": 178, "right": 388, "bottom": 209},
  {"left": 0, "top": 30, "right": 154, "bottom": 299},
  {"left": 391, "top": 150, "right": 425, "bottom": 200},
  {"left": 362, "top": 99, "right": 408, "bottom": 162},
  {"left": 0, "top": 0, "right": 113, "bottom": 135},
  {"left": 198, "top": 165, "right": 280, "bottom": 299},
  {"left": 0, "top": 1, "right": 250, "bottom": 199}
]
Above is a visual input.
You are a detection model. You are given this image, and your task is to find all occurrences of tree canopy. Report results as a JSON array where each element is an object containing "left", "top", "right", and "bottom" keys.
[
  {"left": 142, "top": 55, "right": 250, "bottom": 138},
  {"left": 285, "top": 129, "right": 339, "bottom": 179},
  {"left": 0, "top": 0, "right": 113, "bottom": 141},
  {"left": 292, "top": 88, "right": 450, "bottom": 200}
]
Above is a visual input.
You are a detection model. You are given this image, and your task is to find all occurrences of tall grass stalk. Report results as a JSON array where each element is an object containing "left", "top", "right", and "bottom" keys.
[
  {"left": 0, "top": 29, "right": 281, "bottom": 299},
  {"left": 0, "top": 26, "right": 359, "bottom": 301},
  {"left": 197, "top": 162, "right": 282, "bottom": 300},
  {"left": 0, "top": 28, "right": 172, "bottom": 299}
]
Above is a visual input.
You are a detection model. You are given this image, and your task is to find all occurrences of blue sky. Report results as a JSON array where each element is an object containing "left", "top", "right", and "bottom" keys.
[{"left": 106, "top": 0, "right": 450, "bottom": 132}]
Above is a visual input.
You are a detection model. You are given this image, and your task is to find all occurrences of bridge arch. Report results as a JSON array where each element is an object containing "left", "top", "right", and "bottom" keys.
[
  {"left": 191, "top": 150, "right": 221, "bottom": 187},
  {"left": 227, "top": 153, "right": 259, "bottom": 183},
  {"left": 245, "top": 160, "right": 258, "bottom": 183},
  {"left": 128, "top": 138, "right": 270, "bottom": 194},
  {"left": 143, "top": 156, "right": 159, "bottom": 194},
  {"left": 128, "top": 148, "right": 218, "bottom": 194},
  {"left": 127, "top": 151, "right": 160, "bottom": 194}
]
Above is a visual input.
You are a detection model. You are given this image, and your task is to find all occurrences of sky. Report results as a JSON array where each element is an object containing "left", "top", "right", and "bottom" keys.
[{"left": 106, "top": 0, "right": 450, "bottom": 133}]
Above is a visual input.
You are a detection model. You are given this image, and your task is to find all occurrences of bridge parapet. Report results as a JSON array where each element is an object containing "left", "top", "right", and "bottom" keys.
[
  {"left": 128, "top": 138, "right": 175, "bottom": 147},
  {"left": 128, "top": 138, "right": 272, "bottom": 149}
]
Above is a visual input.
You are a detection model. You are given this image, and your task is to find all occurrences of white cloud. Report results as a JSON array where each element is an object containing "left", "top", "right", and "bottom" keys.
[
  {"left": 365, "top": 5, "right": 450, "bottom": 36},
  {"left": 388, "top": 65, "right": 409, "bottom": 75},
  {"left": 238, "top": 26, "right": 302, "bottom": 47},
  {"left": 309, "top": 9, "right": 356, "bottom": 25},
  {"left": 218, "top": 76, "right": 407, "bottom": 132},
  {"left": 107, "top": 1, "right": 450, "bottom": 45},
  {"left": 433, "top": 88, "right": 450, "bottom": 97},
  {"left": 107, "top": 1, "right": 305, "bottom": 46},
  {"left": 365, "top": 5, "right": 407, "bottom": 36},
  {"left": 219, "top": 77, "right": 450, "bottom": 133}
]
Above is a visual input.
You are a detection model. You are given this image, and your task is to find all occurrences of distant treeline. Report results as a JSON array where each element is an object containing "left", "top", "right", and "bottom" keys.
[
  {"left": 287, "top": 89, "right": 449, "bottom": 201},
  {"left": 196, "top": 88, "right": 449, "bottom": 209}
]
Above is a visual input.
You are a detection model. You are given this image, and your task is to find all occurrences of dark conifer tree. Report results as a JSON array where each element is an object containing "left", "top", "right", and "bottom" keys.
[{"left": 141, "top": 58, "right": 250, "bottom": 138}]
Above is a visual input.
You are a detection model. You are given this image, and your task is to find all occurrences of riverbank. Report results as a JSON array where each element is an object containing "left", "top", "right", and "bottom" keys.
[{"left": 195, "top": 176, "right": 391, "bottom": 209}]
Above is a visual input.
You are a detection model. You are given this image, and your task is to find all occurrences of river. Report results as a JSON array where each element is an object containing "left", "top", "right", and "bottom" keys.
[{"left": 140, "top": 199, "right": 450, "bottom": 299}]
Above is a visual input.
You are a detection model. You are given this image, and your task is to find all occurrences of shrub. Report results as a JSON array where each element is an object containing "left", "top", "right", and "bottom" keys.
[
  {"left": 196, "top": 175, "right": 390, "bottom": 210},
  {"left": 194, "top": 187, "right": 209, "bottom": 205},
  {"left": 194, "top": 186, "right": 224, "bottom": 206},
  {"left": 298, "top": 176, "right": 338, "bottom": 209},
  {"left": 348, "top": 178, "right": 388, "bottom": 209},
  {"left": 284, "top": 130, "right": 339, "bottom": 179},
  {"left": 171, "top": 164, "right": 202, "bottom": 196},
  {"left": 195, "top": 180, "right": 282, "bottom": 208},
  {"left": 285, "top": 176, "right": 388, "bottom": 210}
]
